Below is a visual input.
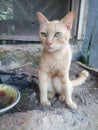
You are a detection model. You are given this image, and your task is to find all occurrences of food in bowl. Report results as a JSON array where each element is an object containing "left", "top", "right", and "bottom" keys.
[
  {"left": 0, "top": 84, "right": 20, "bottom": 114},
  {"left": 0, "top": 90, "right": 14, "bottom": 109}
]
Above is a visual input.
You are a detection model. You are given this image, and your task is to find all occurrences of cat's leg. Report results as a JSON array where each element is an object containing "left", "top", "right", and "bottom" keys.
[
  {"left": 53, "top": 76, "right": 69, "bottom": 103},
  {"left": 47, "top": 77, "right": 56, "bottom": 99},
  {"left": 52, "top": 76, "right": 65, "bottom": 101},
  {"left": 48, "top": 93, "right": 55, "bottom": 99},
  {"left": 38, "top": 70, "right": 51, "bottom": 106},
  {"left": 52, "top": 76, "right": 62, "bottom": 94},
  {"left": 61, "top": 75, "right": 77, "bottom": 109},
  {"left": 59, "top": 95, "right": 65, "bottom": 102}
]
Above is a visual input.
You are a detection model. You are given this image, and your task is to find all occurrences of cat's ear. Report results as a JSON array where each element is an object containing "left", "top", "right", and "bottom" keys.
[
  {"left": 61, "top": 11, "right": 75, "bottom": 31},
  {"left": 36, "top": 12, "right": 48, "bottom": 29}
]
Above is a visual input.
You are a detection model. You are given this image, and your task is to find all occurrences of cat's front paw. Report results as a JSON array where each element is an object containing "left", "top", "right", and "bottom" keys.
[
  {"left": 48, "top": 93, "right": 55, "bottom": 99},
  {"left": 41, "top": 100, "right": 51, "bottom": 106},
  {"left": 66, "top": 101, "right": 77, "bottom": 110},
  {"left": 59, "top": 95, "right": 65, "bottom": 102}
]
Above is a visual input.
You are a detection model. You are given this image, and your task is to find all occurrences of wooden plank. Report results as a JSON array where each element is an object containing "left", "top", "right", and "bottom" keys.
[
  {"left": 76, "top": 61, "right": 98, "bottom": 73},
  {"left": 77, "top": 0, "right": 88, "bottom": 40},
  {"left": 0, "top": 36, "right": 39, "bottom": 41},
  {"left": 71, "top": 0, "right": 80, "bottom": 39}
]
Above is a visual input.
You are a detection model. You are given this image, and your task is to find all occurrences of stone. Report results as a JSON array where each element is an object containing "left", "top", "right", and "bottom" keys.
[{"left": 0, "top": 102, "right": 98, "bottom": 130}]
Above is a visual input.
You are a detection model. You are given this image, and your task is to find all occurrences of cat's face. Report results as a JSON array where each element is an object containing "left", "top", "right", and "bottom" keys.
[{"left": 37, "top": 12, "right": 75, "bottom": 52}]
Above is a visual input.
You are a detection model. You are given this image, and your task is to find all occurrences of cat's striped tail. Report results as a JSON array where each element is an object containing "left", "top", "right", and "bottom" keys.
[{"left": 71, "top": 70, "right": 89, "bottom": 87}]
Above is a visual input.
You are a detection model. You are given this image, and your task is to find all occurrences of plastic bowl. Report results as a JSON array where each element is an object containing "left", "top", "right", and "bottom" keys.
[{"left": 0, "top": 84, "right": 20, "bottom": 114}]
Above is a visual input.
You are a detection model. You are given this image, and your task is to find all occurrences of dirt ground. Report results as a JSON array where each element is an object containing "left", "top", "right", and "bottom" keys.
[{"left": 6, "top": 61, "right": 98, "bottom": 113}]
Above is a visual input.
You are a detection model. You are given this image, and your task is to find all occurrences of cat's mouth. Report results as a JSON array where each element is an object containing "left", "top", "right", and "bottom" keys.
[{"left": 45, "top": 45, "right": 60, "bottom": 52}]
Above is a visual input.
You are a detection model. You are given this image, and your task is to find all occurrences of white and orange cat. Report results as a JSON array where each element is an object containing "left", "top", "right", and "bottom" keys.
[{"left": 36, "top": 11, "right": 89, "bottom": 109}]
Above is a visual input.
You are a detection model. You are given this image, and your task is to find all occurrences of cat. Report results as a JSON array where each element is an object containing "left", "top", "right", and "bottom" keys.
[{"left": 36, "top": 11, "right": 89, "bottom": 109}]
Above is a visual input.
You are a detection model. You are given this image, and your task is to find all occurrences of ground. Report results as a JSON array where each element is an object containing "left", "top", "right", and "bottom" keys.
[
  {"left": 0, "top": 61, "right": 98, "bottom": 130},
  {"left": 5, "top": 61, "right": 98, "bottom": 113}
]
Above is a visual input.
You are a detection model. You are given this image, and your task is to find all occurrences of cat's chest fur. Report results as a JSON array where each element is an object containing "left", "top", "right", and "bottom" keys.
[{"left": 39, "top": 46, "right": 72, "bottom": 76}]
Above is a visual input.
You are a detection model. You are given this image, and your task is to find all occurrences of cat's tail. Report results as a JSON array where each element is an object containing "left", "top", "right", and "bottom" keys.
[{"left": 71, "top": 70, "right": 89, "bottom": 87}]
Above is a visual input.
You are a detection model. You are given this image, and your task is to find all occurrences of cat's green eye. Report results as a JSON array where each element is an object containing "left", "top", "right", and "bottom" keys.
[
  {"left": 54, "top": 32, "right": 62, "bottom": 37},
  {"left": 40, "top": 32, "right": 47, "bottom": 37}
]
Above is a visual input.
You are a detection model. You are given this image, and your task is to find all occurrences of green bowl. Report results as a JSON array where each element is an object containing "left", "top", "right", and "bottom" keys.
[{"left": 0, "top": 84, "right": 21, "bottom": 114}]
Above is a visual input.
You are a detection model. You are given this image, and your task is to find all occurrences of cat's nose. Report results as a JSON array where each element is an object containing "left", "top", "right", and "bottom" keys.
[{"left": 46, "top": 42, "right": 52, "bottom": 47}]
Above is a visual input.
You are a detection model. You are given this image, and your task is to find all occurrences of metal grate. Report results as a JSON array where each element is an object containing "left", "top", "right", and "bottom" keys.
[{"left": 0, "top": 0, "right": 80, "bottom": 42}]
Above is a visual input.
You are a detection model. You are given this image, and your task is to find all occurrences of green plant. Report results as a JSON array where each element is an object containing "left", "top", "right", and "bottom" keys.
[
  {"left": 87, "top": 31, "right": 93, "bottom": 66},
  {"left": 32, "top": 58, "right": 39, "bottom": 67},
  {"left": 79, "top": 54, "right": 88, "bottom": 65}
]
